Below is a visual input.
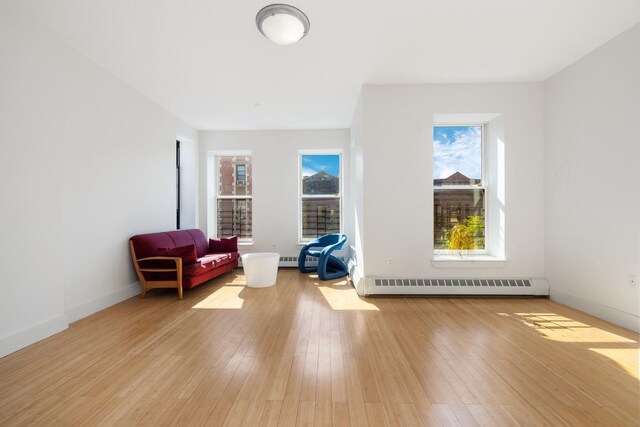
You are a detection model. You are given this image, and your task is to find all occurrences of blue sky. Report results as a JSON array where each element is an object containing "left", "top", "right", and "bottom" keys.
[
  {"left": 302, "top": 154, "right": 340, "bottom": 177},
  {"left": 433, "top": 126, "right": 482, "bottom": 180}
]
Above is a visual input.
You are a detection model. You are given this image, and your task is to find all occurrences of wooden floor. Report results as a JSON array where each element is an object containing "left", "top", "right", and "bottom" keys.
[{"left": 1, "top": 270, "right": 638, "bottom": 426}]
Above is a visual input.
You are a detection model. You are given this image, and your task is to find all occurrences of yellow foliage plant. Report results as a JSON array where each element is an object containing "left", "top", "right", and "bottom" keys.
[{"left": 448, "top": 224, "right": 475, "bottom": 250}]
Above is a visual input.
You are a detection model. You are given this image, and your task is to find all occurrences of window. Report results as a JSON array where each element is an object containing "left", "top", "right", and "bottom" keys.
[
  {"left": 235, "top": 164, "right": 246, "bottom": 186},
  {"left": 216, "top": 155, "right": 252, "bottom": 240},
  {"left": 433, "top": 126, "right": 485, "bottom": 252},
  {"left": 299, "top": 153, "right": 341, "bottom": 240}
]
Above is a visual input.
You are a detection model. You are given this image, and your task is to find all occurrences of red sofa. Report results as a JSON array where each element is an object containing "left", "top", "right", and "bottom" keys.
[{"left": 129, "top": 229, "right": 239, "bottom": 299}]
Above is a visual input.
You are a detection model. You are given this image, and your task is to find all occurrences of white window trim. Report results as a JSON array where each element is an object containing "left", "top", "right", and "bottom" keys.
[
  {"left": 208, "top": 150, "right": 254, "bottom": 243},
  {"left": 431, "top": 255, "right": 507, "bottom": 268},
  {"left": 433, "top": 124, "right": 487, "bottom": 256},
  {"left": 298, "top": 150, "right": 343, "bottom": 244}
]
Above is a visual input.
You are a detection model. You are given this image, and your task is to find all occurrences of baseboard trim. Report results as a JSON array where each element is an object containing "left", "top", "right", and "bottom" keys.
[
  {"left": 66, "top": 282, "right": 141, "bottom": 324},
  {"left": 550, "top": 289, "right": 640, "bottom": 333},
  {"left": 0, "top": 314, "right": 69, "bottom": 358}
]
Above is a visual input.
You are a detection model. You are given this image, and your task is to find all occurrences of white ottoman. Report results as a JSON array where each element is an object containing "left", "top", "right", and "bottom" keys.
[{"left": 241, "top": 252, "right": 280, "bottom": 288}]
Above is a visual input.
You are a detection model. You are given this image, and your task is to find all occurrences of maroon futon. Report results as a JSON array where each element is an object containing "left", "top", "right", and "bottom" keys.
[{"left": 129, "top": 229, "right": 239, "bottom": 299}]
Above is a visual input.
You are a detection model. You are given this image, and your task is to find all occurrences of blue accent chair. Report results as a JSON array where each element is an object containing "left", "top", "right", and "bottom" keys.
[{"left": 298, "top": 233, "right": 349, "bottom": 280}]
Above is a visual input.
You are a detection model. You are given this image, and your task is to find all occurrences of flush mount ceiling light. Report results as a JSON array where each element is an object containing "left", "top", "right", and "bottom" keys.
[{"left": 256, "top": 4, "right": 310, "bottom": 46}]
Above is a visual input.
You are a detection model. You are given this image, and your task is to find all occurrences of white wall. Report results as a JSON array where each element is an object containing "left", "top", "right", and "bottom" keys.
[
  {"left": 0, "top": 3, "right": 198, "bottom": 357},
  {"left": 544, "top": 24, "right": 640, "bottom": 332},
  {"left": 359, "top": 83, "right": 545, "bottom": 279},
  {"left": 199, "top": 130, "right": 351, "bottom": 257}
]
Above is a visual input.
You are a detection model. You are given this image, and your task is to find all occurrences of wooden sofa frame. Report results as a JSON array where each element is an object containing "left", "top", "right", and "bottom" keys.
[{"left": 129, "top": 240, "right": 184, "bottom": 299}]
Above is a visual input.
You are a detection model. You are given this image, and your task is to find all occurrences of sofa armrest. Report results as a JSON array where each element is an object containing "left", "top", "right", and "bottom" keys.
[
  {"left": 129, "top": 240, "right": 184, "bottom": 299},
  {"left": 137, "top": 256, "right": 182, "bottom": 261},
  {"left": 136, "top": 256, "right": 182, "bottom": 272}
]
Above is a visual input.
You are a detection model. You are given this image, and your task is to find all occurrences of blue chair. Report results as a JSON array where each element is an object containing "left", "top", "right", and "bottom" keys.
[{"left": 298, "top": 234, "right": 349, "bottom": 280}]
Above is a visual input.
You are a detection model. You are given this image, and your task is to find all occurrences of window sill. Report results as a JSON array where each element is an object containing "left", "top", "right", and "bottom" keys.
[
  {"left": 432, "top": 254, "right": 507, "bottom": 269},
  {"left": 238, "top": 241, "right": 254, "bottom": 246}
]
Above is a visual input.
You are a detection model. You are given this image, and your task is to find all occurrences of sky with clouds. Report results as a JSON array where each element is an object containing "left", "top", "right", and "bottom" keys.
[
  {"left": 302, "top": 154, "right": 340, "bottom": 177},
  {"left": 433, "top": 126, "right": 482, "bottom": 180}
]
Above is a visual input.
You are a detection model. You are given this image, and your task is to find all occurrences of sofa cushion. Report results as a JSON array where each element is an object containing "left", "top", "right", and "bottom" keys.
[
  {"left": 204, "top": 252, "right": 240, "bottom": 263},
  {"left": 183, "top": 254, "right": 231, "bottom": 276},
  {"left": 183, "top": 259, "right": 213, "bottom": 276},
  {"left": 130, "top": 233, "right": 175, "bottom": 260},
  {"left": 157, "top": 244, "right": 198, "bottom": 265},
  {"left": 203, "top": 253, "right": 231, "bottom": 266},
  {"left": 130, "top": 229, "right": 208, "bottom": 259},
  {"left": 209, "top": 235, "right": 238, "bottom": 253},
  {"left": 184, "top": 229, "right": 209, "bottom": 258},
  {"left": 163, "top": 230, "right": 208, "bottom": 258}
]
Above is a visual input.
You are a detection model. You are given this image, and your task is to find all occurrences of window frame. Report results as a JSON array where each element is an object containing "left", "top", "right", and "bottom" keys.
[
  {"left": 298, "top": 150, "right": 343, "bottom": 243},
  {"left": 433, "top": 124, "right": 487, "bottom": 255},
  {"left": 214, "top": 153, "right": 253, "bottom": 243}
]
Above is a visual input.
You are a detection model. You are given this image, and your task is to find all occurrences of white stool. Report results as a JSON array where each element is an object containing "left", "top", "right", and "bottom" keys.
[{"left": 241, "top": 252, "right": 279, "bottom": 288}]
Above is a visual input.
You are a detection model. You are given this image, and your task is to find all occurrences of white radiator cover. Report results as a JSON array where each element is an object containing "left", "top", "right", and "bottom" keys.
[
  {"left": 363, "top": 277, "right": 550, "bottom": 296},
  {"left": 238, "top": 255, "right": 348, "bottom": 268}
]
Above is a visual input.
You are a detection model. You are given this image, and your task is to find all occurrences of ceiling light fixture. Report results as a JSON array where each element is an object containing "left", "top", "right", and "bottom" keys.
[{"left": 256, "top": 4, "right": 310, "bottom": 46}]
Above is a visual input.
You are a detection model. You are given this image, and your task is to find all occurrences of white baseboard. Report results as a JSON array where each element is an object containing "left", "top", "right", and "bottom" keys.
[
  {"left": 65, "top": 282, "right": 141, "bottom": 324},
  {"left": 0, "top": 314, "right": 69, "bottom": 358},
  {"left": 550, "top": 290, "right": 640, "bottom": 333},
  {"left": 1, "top": 282, "right": 142, "bottom": 358}
]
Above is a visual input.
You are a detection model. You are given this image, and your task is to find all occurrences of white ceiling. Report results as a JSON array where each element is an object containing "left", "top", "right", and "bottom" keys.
[{"left": 13, "top": 0, "right": 640, "bottom": 130}]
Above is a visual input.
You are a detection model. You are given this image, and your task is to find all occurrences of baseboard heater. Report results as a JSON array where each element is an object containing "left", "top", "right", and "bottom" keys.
[
  {"left": 364, "top": 277, "right": 549, "bottom": 296},
  {"left": 238, "top": 256, "right": 348, "bottom": 268}
]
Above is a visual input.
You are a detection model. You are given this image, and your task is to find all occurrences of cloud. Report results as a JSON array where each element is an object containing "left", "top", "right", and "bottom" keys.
[
  {"left": 302, "top": 157, "right": 323, "bottom": 173},
  {"left": 302, "top": 167, "right": 316, "bottom": 177},
  {"left": 433, "top": 126, "right": 482, "bottom": 180},
  {"left": 301, "top": 155, "right": 339, "bottom": 177}
]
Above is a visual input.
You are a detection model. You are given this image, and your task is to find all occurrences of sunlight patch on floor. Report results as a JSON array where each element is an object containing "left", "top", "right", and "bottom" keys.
[
  {"left": 514, "top": 313, "right": 637, "bottom": 343},
  {"left": 192, "top": 285, "right": 245, "bottom": 309},
  {"left": 226, "top": 275, "right": 248, "bottom": 286},
  {"left": 512, "top": 312, "right": 639, "bottom": 377},
  {"left": 317, "top": 284, "right": 378, "bottom": 311},
  {"left": 589, "top": 348, "right": 639, "bottom": 379}
]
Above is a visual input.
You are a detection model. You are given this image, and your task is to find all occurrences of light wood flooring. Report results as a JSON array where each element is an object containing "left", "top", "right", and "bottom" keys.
[{"left": 1, "top": 269, "right": 639, "bottom": 426}]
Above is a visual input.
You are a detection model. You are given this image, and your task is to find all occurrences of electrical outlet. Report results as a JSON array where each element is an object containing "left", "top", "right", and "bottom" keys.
[
  {"left": 387, "top": 257, "right": 393, "bottom": 266},
  {"left": 629, "top": 274, "right": 637, "bottom": 287},
  {"left": 272, "top": 243, "right": 278, "bottom": 249}
]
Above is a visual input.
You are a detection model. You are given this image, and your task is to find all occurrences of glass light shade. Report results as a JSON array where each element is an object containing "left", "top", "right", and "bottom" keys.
[
  {"left": 261, "top": 14, "right": 304, "bottom": 45},
  {"left": 256, "top": 4, "right": 310, "bottom": 45}
]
